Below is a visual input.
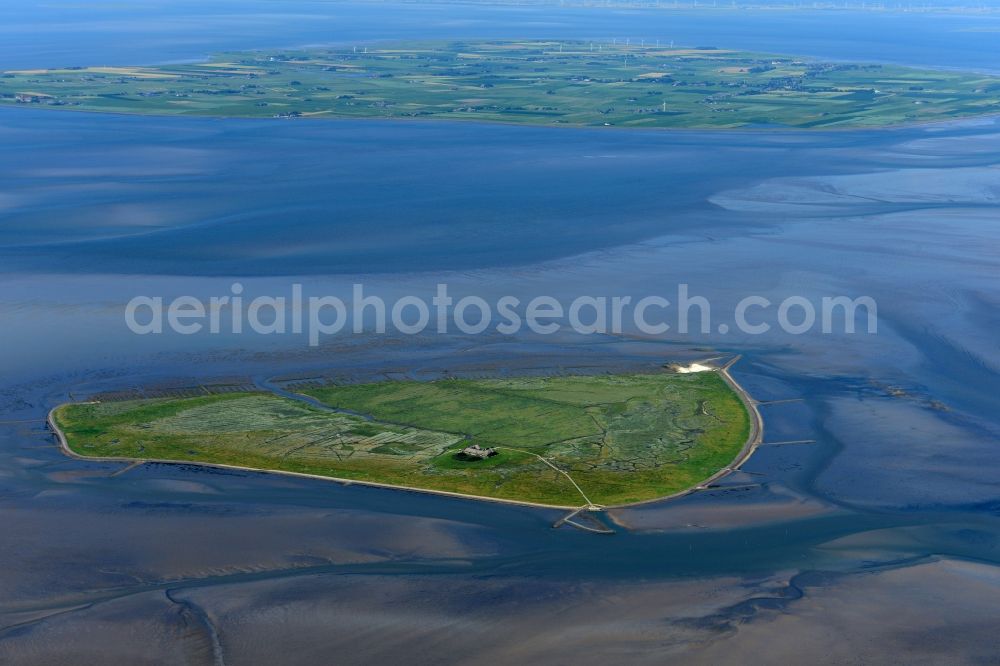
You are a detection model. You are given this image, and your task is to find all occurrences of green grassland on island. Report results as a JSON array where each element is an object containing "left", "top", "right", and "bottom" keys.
[
  {"left": 4, "top": 40, "right": 1000, "bottom": 128},
  {"left": 53, "top": 371, "right": 751, "bottom": 507}
]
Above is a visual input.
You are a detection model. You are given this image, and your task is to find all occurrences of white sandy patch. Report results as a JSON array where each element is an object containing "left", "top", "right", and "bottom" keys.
[{"left": 674, "top": 363, "right": 713, "bottom": 373}]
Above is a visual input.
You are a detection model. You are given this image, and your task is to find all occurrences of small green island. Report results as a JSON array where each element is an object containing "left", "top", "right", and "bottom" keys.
[
  {"left": 51, "top": 369, "right": 753, "bottom": 507},
  {"left": 4, "top": 39, "right": 1000, "bottom": 128}
]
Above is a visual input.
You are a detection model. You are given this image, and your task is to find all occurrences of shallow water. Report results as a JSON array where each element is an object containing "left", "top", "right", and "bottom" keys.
[
  {"left": 1, "top": 3, "right": 999, "bottom": 663},
  {"left": 0, "top": 110, "right": 899, "bottom": 275}
]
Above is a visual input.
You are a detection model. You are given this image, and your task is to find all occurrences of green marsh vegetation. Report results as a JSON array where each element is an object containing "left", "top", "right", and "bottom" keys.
[
  {"left": 5, "top": 40, "right": 999, "bottom": 128},
  {"left": 54, "top": 371, "right": 750, "bottom": 506}
]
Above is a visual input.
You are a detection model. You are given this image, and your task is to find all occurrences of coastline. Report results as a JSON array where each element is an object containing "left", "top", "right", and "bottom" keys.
[
  {"left": 604, "top": 356, "right": 764, "bottom": 509},
  {"left": 46, "top": 359, "right": 764, "bottom": 513},
  {"left": 3, "top": 101, "right": 997, "bottom": 135}
]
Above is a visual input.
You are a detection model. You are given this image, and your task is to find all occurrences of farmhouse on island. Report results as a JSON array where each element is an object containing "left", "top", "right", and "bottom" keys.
[{"left": 461, "top": 444, "right": 498, "bottom": 460}]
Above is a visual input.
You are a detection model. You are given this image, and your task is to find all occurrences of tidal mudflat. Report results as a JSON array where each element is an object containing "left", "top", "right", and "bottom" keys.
[
  {"left": 2, "top": 3, "right": 1000, "bottom": 663},
  {"left": 2, "top": 111, "right": 999, "bottom": 662}
]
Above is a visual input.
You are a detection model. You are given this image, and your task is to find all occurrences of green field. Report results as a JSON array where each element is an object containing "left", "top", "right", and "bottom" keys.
[
  {"left": 4, "top": 40, "right": 999, "bottom": 128},
  {"left": 53, "top": 371, "right": 751, "bottom": 507}
]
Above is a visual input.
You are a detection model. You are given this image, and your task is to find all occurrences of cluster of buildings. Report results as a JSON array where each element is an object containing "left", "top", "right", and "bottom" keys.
[{"left": 15, "top": 92, "right": 55, "bottom": 103}]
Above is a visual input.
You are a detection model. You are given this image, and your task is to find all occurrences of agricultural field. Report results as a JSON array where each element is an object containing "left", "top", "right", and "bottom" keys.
[
  {"left": 53, "top": 370, "right": 751, "bottom": 506},
  {"left": 3, "top": 40, "right": 999, "bottom": 128}
]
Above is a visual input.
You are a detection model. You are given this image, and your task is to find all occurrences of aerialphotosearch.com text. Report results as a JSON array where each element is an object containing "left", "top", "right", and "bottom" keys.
[{"left": 125, "top": 283, "right": 878, "bottom": 346}]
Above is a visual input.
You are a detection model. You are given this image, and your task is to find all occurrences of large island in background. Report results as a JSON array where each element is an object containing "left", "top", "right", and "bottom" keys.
[{"left": 4, "top": 39, "right": 999, "bottom": 128}]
